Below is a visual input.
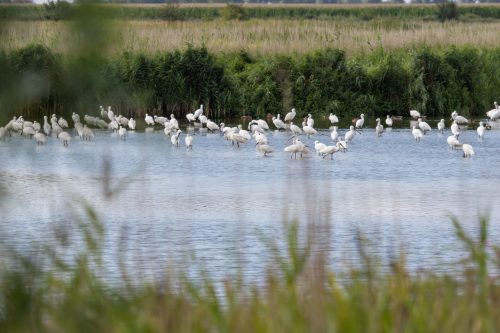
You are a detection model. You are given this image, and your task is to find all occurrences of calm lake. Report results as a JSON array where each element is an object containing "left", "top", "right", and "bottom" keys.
[{"left": 1, "top": 125, "right": 499, "bottom": 282}]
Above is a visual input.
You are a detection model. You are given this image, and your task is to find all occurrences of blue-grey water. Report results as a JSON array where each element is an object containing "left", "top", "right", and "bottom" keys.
[{"left": 1, "top": 125, "right": 499, "bottom": 283}]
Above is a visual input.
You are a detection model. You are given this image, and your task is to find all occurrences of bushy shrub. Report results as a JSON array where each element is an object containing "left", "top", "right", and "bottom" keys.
[
  {"left": 159, "top": 2, "right": 184, "bottom": 21},
  {"left": 436, "top": 2, "right": 460, "bottom": 22},
  {"left": 221, "top": 4, "right": 247, "bottom": 21},
  {"left": 43, "top": 0, "right": 71, "bottom": 21}
]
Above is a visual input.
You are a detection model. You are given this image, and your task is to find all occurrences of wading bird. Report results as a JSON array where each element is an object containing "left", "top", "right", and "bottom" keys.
[
  {"left": 437, "top": 119, "right": 445, "bottom": 133},
  {"left": 412, "top": 126, "right": 423, "bottom": 142},
  {"left": 385, "top": 115, "right": 393, "bottom": 127},
  {"left": 284, "top": 108, "right": 296, "bottom": 123},
  {"left": 462, "top": 144, "right": 474, "bottom": 158}
]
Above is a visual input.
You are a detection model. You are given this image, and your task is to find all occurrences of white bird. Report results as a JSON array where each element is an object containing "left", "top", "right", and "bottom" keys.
[
  {"left": 328, "top": 113, "right": 339, "bottom": 124},
  {"left": 237, "top": 125, "right": 251, "bottom": 140},
  {"left": 437, "top": 119, "right": 445, "bottom": 133},
  {"left": 289, "top": 122, "right": 302, "bottom": 135},
  {"left": 447, "top": 133, "right": 460, "bottom": 150},
  {"left": 320, "top": 142, "right": 343, "bottom": 160},
  {"left": 193, "top": 105, "right": 204, "bottom": 119},
  {"left": 119, "top": 116, "right": 129, "bottom": 127},
  {"left": 385, "top": 115, "right": 393, "bottom": 127},
  {"left": 155, "top": 116, "right": 168, "bottom": 125},
  {"left": 254, "top": 131, "right": 268, "bottom": 145},
  {"left": 5, "top": 117, "right": 16, "bottom": 133},
  {"left": 477, "top": 122, "right": 485, "bottom": 139},
  {"left": 12, "top": 119, "right": 23, "bottom": 133},
  {"left": 256, "top": 143, "right": 273, "bottom": 156},
  {"left": 30, "top": 121, "right": 40, "bottom": 132},
  {"left": 43, "top": 116, "right": 52, "bottom": 135},
  {"left": 75, "top": 122, "right": 84, "bottom": 138},
  {"left": 486, "top": 101, "right": 500, "bottom": 121},
  {"left": 198, "top": 115, "right": 208, "bottom": 126},
  {"left": 417, "top": 118, "right": 431, "bottom": 134},
  {"left": 52, "top": 123, "right": 62, "bottom": 137},
  {"left": 145, "top": 114, "right": 155, "bottom": 126},
  {"left": 451, "top": 111, "right": 468, "bottom": 125},
  {"left": 108, "top": 120, "right": 119, "bottom": 132},
  {"left": 107, "top": 106, "right": 114, "bottom": 122},
  {"left": 185, "top": 134, "right": 193, "bottom": 150},
  {"left": 186, "top": 113, "right": 196, "bottom": 124},
  {"left": 171, "top": 129, "right": 182, "bottom": 147},
  {"left": 314, "top": 140, "right": 327, "bottom": 155},
  {"left": 206, "top": 120, "right": 219, "bottom": 132},
  {"left": 248, "top": 121, "right": 264, "bottom": 134},
  {"left": 169, "top": 114, "right": 179, "bottom": 130},
  {"left": 256, "top": 119, "right": 269, "bottom": 130},
  {"left": 99, "top": 105, "right": 107, "bottom": 119},
  {"left": 345, "top": 125, "right": 355, "bottom": 143},
  {"left": 375, "top": 118, "right": 383, "bottom": 137},
  {"left": 355, "top": 114, "right": 365, "bottom": 130},
  {"left": 72, "top": 112, "right": 80, "bottom": 124},
  {"left": 284, "top": 108, "right": 296, "bottom": 122},
  {"left": 84, "top": 115, "right": 96, "bottom": 127},
  {"left": 22, "top": 120, "right": 33, "bottom": 129},
  {"left": 0, "top": 127, "right": 6, "bottom": 141},
  {"left": 118, "top": 126, "right": 127, "bottom": 140},
  {"left": 337, "top": 137, "right": 347, "bottom": 152},
  {"left": 22, "top": 126, "right": 35, "bottom": 138},
  {"left": 331, "top": 126, "right": 339, "bottom": 142},
  {"left": 58, "top": 131, "right": 71, "bottom": 146},
  {"left": 409, "top": 110, "right": 421, "bottom": 120},
  {"left": 284, "top": 137, "right": 307, "bottom": 159},
  {"left": 451, "top": 121, "right": 460, "bottom": 137},
  {"left": 306, "top": 114, "right": 314, "bottom": 128},
  {"left": 412, "top": 126, "right": 423, "bottom": 142},
  {"left": 272, "top": 116, "right": 286, "bottom": 130},
  {"left": 128, "top": 118, "right": 136, "bottom": 130},
  {"left": 303, "top": 125, "right": 317, "bottom": 139},
  {"left": 164, "top": 124, "right": 173, "bottom": 137},
  {"left": 462, "top": 144, "right": 474, "bottom": 158},
  {"left": 229, "top": 132, "right": 248, "bottom": 148},
  {"left": 34, "top": 131, "right": 46, "bottom": 145},
  {"left": 220, "top": 123, "right": 232, "bottom": 137},
  {"left": 58, "top": 117, "right": 69, "bottom": 129},
  {"left": 82, "top": 125, "right": 94, "bottom": 141},
  {"left": 96, "top": 118, "right": 108, "bottom": 129}
]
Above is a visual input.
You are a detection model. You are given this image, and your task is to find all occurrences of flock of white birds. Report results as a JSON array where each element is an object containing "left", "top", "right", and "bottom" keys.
[{"left": 1, "top": 101, "right": 499, "bottom": 159}]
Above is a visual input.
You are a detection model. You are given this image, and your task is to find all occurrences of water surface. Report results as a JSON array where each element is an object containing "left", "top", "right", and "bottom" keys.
[{"left": 1, "top": 126, "right": 499, "bottom": 282}]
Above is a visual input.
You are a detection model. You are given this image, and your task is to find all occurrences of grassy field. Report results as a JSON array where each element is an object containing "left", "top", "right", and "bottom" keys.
[
  {"left": 1, "top": 3, "right": 500, "bottom": 21},
  {"left": 2, "top": 19, "right": 500, "bottom": 56}
]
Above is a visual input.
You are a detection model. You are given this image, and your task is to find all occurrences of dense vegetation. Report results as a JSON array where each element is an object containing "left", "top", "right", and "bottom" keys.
[
  {"left": 0, "top": 203, "right": 499, "bottom": 332},
  {"left": 1, "top": 3, "right": 500, "bottom": 21},
  {"left": 0, "top": 44, "right": 499, "bottom": 123}
]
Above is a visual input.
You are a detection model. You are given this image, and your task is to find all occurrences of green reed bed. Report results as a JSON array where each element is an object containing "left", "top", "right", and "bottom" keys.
[{"left": 0, "top": 44, "right": 499, "bottom": 125}]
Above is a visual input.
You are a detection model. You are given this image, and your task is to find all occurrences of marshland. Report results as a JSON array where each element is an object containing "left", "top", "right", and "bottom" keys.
[{"left": 1, "top": 3, "right": 500, "bottom": 332}]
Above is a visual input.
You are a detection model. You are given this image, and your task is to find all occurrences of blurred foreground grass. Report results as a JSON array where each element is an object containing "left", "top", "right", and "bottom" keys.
[{"left": 0, "top": 202, "right": 499, "bottom": 333}]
